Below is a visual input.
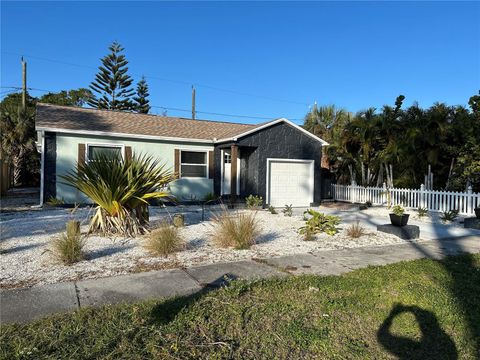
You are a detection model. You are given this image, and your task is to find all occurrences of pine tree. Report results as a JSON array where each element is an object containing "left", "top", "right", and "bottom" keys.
[
  {"left": 88, "top": 42, "right": 135, "bottom": 111},
  {"left": 133, "top": 76, "right": 151, "bottom": 114}
]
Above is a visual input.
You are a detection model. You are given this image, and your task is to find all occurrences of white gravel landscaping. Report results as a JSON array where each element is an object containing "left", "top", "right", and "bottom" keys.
[{"left": 0, "top": 204, "right": 422, "bottom": 289}]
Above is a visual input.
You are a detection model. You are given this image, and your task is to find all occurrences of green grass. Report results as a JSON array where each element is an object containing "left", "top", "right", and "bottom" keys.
[{"left": 1, "top": 254, "right": 479, "bottom": 359}]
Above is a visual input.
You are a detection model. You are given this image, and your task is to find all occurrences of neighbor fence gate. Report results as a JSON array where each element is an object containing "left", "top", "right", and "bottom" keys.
[{"left": 331, "top": 183, "right": 480, "bottom": 216}]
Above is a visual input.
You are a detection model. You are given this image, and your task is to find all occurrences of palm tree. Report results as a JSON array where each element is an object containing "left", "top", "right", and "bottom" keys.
[{"left": 61, "top": 154, "right": 177, "bottom": 237}]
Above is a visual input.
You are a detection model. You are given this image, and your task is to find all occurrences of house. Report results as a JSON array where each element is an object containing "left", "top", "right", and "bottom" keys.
[{"left": 36, "top": 103, "right": 329, "bottom": 207}]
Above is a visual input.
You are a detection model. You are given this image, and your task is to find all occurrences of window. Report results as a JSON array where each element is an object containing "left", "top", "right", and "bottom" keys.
[
  {"left": 87, "top": 144, "right": 123, "bottom": 161},
  {"left": 180, "top": 150, "right": 207, "bottom": 178}
]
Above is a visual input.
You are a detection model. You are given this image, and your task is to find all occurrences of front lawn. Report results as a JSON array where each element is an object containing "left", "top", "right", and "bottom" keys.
[{"left": 1, "top": 254, "right": 479, "bottom": 359}]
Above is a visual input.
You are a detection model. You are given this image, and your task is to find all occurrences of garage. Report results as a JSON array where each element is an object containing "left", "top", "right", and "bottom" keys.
[{"left": 266, "top": 159, "right": 314, "bottom": 207}]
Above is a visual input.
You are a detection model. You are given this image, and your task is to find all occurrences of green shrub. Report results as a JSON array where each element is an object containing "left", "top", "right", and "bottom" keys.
[
  {"left": 245, "top": 195, "right": 263, "bottom": 209},
  {"left": 60, "top": 153, "right": 176, "bottom": 237},
  {"left": 46, "top": 196, "right": 65, "bottom": 206},
  {"left": 299, "top": 209, "right": 340, "bottom": 236},
  {"left": 346, "top": 221, "right": 366, "bottom": 238},
  {"left": 212, "top": 212, "right": 259, "bottom": 250},
  {"left": 391, "top": 205, "right": 405, "bottom": 216},
  {"left": 144, "top": 223, "right": 183, "bottom": 257},
  {"left": 267, "top": 205, "right": 278, "bottom": 214},
  {"left": 303, "top": 228, "right": 315, "bottom": 241},
  {"left": 441, "top": 209, "right": 459, "bottom": 222},
  {"left": 282, "top": 204, "right": 293, "bottom": 217},
  {"left": 417, "top": 207, "right": 428, "bottom": 217},
  {"left": 51, "top": 220, "right": 85, "bottom": 265}
]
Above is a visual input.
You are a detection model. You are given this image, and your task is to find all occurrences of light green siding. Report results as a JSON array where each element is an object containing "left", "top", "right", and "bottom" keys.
[{"left": 55, "top": 134, "right": 214, "bottom": 203}]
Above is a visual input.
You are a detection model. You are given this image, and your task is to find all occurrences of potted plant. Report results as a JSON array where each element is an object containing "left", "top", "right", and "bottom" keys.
[{"left": 389, "top": 205, "right": 409, "bottom": 227}]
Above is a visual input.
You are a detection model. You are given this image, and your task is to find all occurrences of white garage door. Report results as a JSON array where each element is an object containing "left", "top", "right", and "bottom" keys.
[{"left": 267, "top": 159, "right": 314, "bottom": 207}]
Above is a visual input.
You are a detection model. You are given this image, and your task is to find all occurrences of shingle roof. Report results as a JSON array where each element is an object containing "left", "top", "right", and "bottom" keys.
[{"left": 35, "top": 103, "right": 260, "bottom": 141}]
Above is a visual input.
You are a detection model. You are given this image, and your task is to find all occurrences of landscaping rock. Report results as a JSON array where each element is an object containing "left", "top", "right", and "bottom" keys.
[
  {"left": 377, "top": 224, "right": 420, "bottom": 240},
  {"left": 464, "top": 217, "right": 480, "bottom": 230}
]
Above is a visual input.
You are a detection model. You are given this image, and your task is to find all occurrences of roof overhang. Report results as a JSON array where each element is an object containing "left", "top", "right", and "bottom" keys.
[
  {"left": 215, "top": 118, "right": 329, "bottom": 146},
  {"left": 35, "top": 126, "right": 215, "bottom": 144}
]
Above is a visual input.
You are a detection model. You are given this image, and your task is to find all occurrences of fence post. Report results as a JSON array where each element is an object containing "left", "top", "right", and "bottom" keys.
[
  {"left": 382, "top": 182, "right": 387, "bottom": 205},
  {"left": 467, "top": 186, "right": 472, "bottom": 215},
  {"left": 420, "top": 184, "right": 425, "bottom": 209}
]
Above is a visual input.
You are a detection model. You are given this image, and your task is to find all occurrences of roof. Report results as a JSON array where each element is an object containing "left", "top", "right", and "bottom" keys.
[{"left": 35, "top": 103, "right": 328, "bottom": 145}]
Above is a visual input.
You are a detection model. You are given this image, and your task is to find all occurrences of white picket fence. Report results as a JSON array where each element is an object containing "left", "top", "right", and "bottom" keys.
[{"left": 331, "top": 183, "right": 480, "bottom": 216}]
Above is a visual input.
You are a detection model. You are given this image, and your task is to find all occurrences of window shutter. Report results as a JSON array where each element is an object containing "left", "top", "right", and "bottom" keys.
[
  {"left": 78, "top": 143, "right": 85, "bottom": 166},
  {"left": 174, "top": 149, "right": 180, "bottom": 176},
  {"left": 208, "top": 151, "right": 214, "bottom": 179},
  {"left": 125, "top": 146, "right": 132, "bottom": 162}
]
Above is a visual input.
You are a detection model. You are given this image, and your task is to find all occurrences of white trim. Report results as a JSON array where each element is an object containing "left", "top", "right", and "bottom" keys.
[
  {"left": 36, "top": 118, "right": 329, "bottom": 146},
  {"left": 39, "top": 131, "right": 45, "bottom": 206},
  {"left": 216, "top": 118, "right": 329, "bottom": 146},
  {"left": 36, "top": 127, "right": 214, "bottom": 144},
  {"left": 86, "top": 143, "right": 125, "bottom": 161},
  {"left": 179, "top": 149, "right": 209, "bottom": 179},
  {"left": 265, "top": 158, "right": 315, "bottom": 207},
  {"left": 220, "top": 148, "right": 240, "bottom": 195}
]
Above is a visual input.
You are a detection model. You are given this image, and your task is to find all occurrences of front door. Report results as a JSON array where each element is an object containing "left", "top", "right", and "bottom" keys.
[
  {"left": 221, "top": 149, "right": 240, "bottom": 195},
  {"left": 222, "top": 150, "right": 232, "bottom": 195}
]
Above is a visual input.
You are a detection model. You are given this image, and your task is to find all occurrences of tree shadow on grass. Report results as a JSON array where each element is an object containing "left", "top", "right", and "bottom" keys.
[
  {"left": 149, "top": 273, "right": 239, "bottom": 325},
  {"left": 378, "top": 303, "right": 458, "bottom": 360}
]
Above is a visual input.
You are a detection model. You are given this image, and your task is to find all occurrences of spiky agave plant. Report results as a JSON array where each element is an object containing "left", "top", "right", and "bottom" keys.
[{"left": 60, "top": 153, "right": 176, "bottom": 237}]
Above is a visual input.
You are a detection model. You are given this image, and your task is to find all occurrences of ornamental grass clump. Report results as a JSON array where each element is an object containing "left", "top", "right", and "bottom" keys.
[
  {"left": 346, "top": 221, "right": 366, "bottom": 238},
  {"left": 51, "top": 220, "right": 85, "bottom": 265},
  {"left": 144, "top": 223, "right": 184, "bottom": 257},
  {"left": 299, "top": 209, "right": 341, "bottom": 236},
  {"left": 212, "top": 212, "right": 259, "bottom": 250},
  {"left": 61, "top": 153, "right": 176, "bottom": 237}
]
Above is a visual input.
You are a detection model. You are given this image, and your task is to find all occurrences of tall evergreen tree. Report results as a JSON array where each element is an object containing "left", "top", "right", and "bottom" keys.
[
  {"left": 88, "top": 42, "right": 135, "bottom": 111},
  {"left": 133, "top": 76, "right": 151, "bottom": 114}
]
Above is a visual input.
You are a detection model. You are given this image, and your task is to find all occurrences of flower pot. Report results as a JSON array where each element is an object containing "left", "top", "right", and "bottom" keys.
[
  {"left": 389, "top": 213, "right": 410, "bottom": 227},
  {"left": 475, "top": 208, "right": 480, "bottom": 219}
]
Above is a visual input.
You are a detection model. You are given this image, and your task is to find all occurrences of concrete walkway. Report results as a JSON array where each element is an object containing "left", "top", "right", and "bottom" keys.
[{"left": 1, "top": 235, "right": 479, "bottom": 324}]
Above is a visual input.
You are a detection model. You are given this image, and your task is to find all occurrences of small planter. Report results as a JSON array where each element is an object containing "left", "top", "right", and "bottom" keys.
[
  {"left": 475, "top": 208, "right": 480, "bottom": 219},
  {"left": 389, "top": 213, "right": 410, "bottom": 227}
]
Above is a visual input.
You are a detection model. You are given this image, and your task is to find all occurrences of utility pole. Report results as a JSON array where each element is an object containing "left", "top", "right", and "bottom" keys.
[
  {"left": 21, "top": 57, "right": 27, "bottom": 110},
  {"left": 191, "top": 85, "right": 196, "bottom": 119}
]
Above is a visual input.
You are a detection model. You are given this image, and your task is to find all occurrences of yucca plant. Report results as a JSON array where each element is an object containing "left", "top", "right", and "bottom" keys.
[{"left": 60, "top": 153, "right": 176, "bottom": 237}]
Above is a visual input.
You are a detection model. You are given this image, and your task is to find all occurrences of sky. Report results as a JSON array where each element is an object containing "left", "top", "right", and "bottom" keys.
[{"left": 1, "top": 1, "right": 479, "bottom": 124}]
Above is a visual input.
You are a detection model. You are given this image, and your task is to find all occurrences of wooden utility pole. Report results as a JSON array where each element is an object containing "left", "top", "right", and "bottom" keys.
[
  {"left": 21, "top": 57, "right": 27, "bottom": 110},
  {"left": 191, "top": 85, "right": 196, "bottom": 119}
]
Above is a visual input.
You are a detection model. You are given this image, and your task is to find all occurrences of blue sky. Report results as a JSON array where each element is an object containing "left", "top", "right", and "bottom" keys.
[{"left": 1, "top": 1, "right": 479, "bottom": 124}]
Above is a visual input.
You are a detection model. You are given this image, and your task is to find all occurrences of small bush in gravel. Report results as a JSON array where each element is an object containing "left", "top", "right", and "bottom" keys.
[
  {"left": 282, "top": 204, "right": 293, "bottom": 217},
  {"left": 212, "top": 212, "right": 259, "bottom": 250},
  {"left": 246, "top": 195, "right": 263, "bottom": 209},
  {"left": 417, "top": 207, "right": 428, "bottom": 217},
  {"left": 51, "top": 220, "right": 85, "bottom": 265},
  {"left": 299, "top": 209, "right": 340, "bottom": 236},
  {"left": 268, "top": 205, "right": 278, "bottom": 214},
  {"left": 441, "top": 209, "right": 459, "bottom": 222},
  {"left": 144, "top": 223, "right": 184, "bottom": 257},
  {"left": 346, "top": 221, "right": 366, "bottom": 238}
]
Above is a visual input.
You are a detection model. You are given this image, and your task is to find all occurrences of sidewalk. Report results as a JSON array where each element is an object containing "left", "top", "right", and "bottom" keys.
[{"left": 1, "top": 235, "right": 479, "bottom": 324}]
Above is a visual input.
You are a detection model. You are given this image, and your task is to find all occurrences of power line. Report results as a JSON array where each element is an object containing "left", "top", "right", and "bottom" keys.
[
  {"left": 1, "top": 51, "right": 310, "bottom": 106},
  {"left": 1, "top": 85, "right": 305, "bottom": 121}
]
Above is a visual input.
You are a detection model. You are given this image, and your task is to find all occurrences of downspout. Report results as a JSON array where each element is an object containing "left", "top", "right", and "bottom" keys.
[{"left": 39, "top": 130, "right": 45, "bottom": 206}]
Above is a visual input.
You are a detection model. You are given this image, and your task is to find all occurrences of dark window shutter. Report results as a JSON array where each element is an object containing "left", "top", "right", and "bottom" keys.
[
  {"left": 78, "top": 143, "right": 86, "bottom": 166},
  {"left": 174, "top": 149, "right": 180, "bottom": 175},
  {"left": 208, "top": 151, "right": 214, "bottom": 179},
  {"left": 125, "top": 146, "right": 132, "bottom": 162}
]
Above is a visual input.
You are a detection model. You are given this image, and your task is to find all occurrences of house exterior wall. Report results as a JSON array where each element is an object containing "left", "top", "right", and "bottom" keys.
[
  {"left": 214, "top": 122, "right": 323, "bottom": 205},
  {"left": 52, "top": 133, "right": 214, "bottom": 204}
]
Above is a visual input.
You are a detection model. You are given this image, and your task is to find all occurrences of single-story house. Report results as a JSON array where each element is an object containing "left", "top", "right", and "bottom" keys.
[{"left": 36, "top": 103, "right": 329, "bottom": 207}]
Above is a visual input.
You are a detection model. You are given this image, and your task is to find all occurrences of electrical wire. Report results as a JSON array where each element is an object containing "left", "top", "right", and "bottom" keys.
[{"left": 2, "top": 51, "right": 310, "bottom": 106}]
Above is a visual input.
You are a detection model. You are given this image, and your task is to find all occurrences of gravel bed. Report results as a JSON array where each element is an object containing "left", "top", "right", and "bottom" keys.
[{"left": 1, "top": 205, "right": 419, "bottom": 289}]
